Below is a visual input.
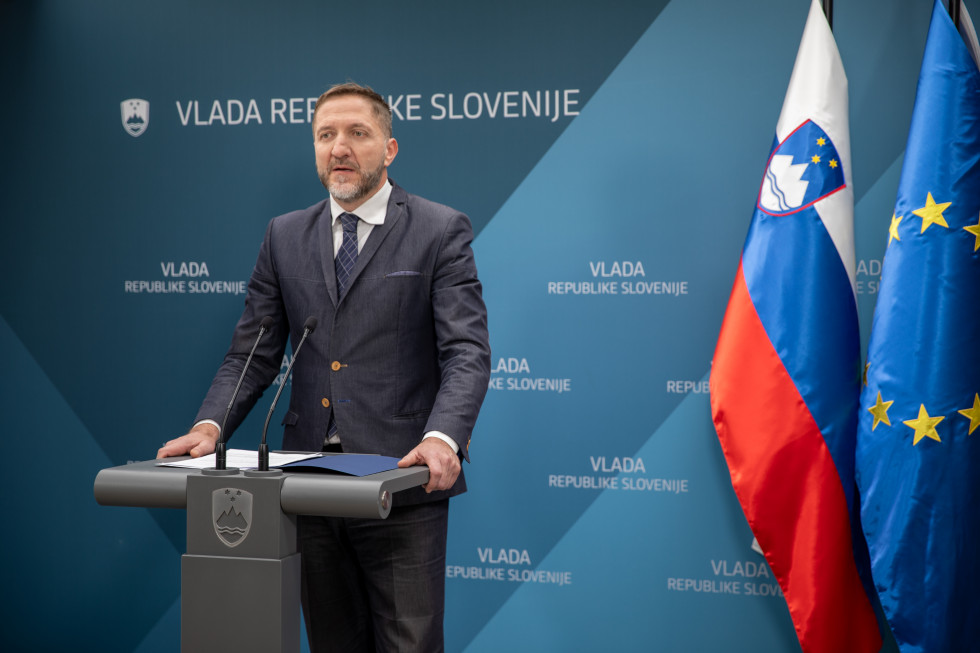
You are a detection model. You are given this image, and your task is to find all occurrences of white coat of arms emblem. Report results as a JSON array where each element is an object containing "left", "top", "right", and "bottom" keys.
[{"left": 121, "top": 99, "right": 149, "bottom": 137}]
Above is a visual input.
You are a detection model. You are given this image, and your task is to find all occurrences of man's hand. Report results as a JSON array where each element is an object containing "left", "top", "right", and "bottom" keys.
[
  {"left": 398, "top": 437, "right": 461, "bottom": 493},
  {"left": 156, "top": 423, "right": 220, "bottom": 459}
]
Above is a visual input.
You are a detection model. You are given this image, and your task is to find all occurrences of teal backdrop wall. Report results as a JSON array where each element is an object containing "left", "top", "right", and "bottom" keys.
[{"left": 0, "top": 0, "right": 946, "bottom": 650}]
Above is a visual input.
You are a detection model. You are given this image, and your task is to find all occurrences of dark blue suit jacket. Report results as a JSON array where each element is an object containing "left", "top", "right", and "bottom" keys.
[{"left": 196, "top": 182, "right": 491, "bottom": 505}]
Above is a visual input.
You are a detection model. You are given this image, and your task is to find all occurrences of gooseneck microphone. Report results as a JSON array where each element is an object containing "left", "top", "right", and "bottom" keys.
[
  {"left": 257, "top": 316, "right": 317, "bottom": 471},
  {"left": 213, "top": 315, "right": 275, "bottom": 471}
]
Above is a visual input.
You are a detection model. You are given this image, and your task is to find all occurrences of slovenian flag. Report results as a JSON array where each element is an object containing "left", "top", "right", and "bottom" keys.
[
  {"left": 856, "top": 1, "right": 980, "bottom": 650},
  {"left": 709, "top": 1, "right": 881, "bottom": 651}
]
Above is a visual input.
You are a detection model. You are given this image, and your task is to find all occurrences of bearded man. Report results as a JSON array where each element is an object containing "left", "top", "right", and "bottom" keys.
[{"left": 158, "top": 82, "right": 491, "bottom": 653}]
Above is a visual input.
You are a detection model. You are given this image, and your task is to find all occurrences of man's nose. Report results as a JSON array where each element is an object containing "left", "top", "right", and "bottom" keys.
[{"left": 331, "top": 136, "right": 352, "bottom": 157}]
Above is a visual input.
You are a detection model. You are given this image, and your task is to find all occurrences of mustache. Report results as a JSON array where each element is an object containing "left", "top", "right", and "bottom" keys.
[{"left": 329, "top": 158, "right": 359, "bottom": 172}]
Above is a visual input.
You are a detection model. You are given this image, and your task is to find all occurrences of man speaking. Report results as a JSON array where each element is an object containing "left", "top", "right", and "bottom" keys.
[{"left": 157, "top": 82, "right": 491, "bottom": 652}]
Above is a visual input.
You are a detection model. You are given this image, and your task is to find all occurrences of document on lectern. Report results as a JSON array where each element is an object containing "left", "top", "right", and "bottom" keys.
[
  {"left": 157, "top": 449, "right": 320, "bottom": 470},
  {"left": 156, "top": 449, "right": 403, "bottom": 476}
]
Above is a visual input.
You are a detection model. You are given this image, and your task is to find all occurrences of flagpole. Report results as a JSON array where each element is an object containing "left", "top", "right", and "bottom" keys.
[
  {"left": 822, "top": 0, "right": 833, "bottom": 30},
  {"left": 949, "top": 0, "right": 960, "bottom": 29}
]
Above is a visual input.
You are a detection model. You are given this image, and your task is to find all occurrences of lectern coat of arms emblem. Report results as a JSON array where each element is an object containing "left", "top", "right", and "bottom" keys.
[{"left": 212, "top": 488, "right": 253, "bottom": 547}]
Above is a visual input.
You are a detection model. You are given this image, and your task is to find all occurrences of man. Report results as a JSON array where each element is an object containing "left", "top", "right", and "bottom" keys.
[{"left": 157, "top": 82, "right": 491, "bottom": 652}]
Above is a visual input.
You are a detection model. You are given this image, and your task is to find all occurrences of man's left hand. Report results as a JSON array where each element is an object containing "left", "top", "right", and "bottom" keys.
[{"left": 398, "top": 438, "right": 460, "bottom": 493}]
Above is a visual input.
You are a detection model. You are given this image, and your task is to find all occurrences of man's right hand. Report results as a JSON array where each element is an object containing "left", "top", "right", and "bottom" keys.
[{"left": 156, "top": 423, "right": 220, "bottom": 459}]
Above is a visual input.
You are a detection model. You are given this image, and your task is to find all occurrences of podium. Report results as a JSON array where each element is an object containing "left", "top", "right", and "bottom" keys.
[{"left": 94, "top": 457, "right": 429, "bottom": 653}]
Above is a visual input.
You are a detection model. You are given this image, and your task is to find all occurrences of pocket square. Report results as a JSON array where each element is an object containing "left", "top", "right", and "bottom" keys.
[{"left": 385, "top": 270, "right": 421, "bottom": 277}]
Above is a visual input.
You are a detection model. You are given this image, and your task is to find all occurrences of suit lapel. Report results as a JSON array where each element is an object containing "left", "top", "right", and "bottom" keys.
[
  {"left": 315, "top": 201, "right": 340, "bottom": 308},
  {"left": 339, "top": 184, "right": 407, "bottom": 298}
]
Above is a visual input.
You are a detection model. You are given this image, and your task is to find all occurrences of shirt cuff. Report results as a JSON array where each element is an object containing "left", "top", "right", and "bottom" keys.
[
  {"left": 194, "top": 419, "right": 221, "bottom": 435},
  {"left": 423, "top": 430, "right": 459, "bottom": 454}
]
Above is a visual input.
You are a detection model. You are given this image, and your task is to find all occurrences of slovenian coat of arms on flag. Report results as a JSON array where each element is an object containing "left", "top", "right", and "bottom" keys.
[{"left": 759, "top": 120, "right": 846, "bottom": 216}]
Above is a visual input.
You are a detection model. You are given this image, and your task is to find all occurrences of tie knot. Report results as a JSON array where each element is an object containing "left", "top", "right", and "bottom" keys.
[{"left": 339, "top": 213, "right": 359, "bottom": 234}]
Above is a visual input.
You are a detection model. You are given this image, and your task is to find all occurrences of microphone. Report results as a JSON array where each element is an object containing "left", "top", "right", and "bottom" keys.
[
  {"left": 257, "top": 316, "right": 317, "bottom": 471},
  {"left": 213, "top": 315, "right": 275, "bottom": 471}
]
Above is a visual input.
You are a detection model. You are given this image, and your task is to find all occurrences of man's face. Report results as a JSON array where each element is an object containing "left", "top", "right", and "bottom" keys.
[{"left": 313, "top": 95, "right": 398, "bottom": 211}]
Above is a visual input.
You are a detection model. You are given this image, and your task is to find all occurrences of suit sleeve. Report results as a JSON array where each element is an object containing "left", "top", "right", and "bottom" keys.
[
  {"left": 194, "top": 219, "right": 289, "bottom": 440},
  {"left": 424, "top": 212, "right": 491, "bottom": 461}
]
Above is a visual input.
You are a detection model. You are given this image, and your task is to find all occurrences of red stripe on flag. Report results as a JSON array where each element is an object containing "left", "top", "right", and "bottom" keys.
[{"left": 710, "top": 262, "right": 880, "bottom": 653}]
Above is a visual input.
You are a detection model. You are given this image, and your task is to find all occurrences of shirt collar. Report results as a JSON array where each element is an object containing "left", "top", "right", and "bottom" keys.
[{"left": 330, "top": 179, "right": 392, "bottom": 227}]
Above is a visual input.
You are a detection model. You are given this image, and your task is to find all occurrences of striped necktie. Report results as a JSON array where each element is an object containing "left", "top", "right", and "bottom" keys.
[{"left": 335, "top": 212, "right": 359, "bottom": 296}]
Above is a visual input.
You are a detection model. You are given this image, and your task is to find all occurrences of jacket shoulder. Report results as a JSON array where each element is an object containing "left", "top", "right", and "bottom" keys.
[
  {"left": 267, "top": 198, "right": 329, "bottom": 230},
  {"left": 391, "top": 183, "right": 468, "bottom": 228}
]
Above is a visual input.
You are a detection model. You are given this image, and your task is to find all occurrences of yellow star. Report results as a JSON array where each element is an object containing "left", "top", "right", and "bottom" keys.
[
  {"left": 963, "top": 214, "right": 980, "bottom": 252},
  {"left": 868, "top": 391, "right": 894, "bottom": 430},
  {"left": 817, "top": 137, "right": 827, "bottom": 146},
  {"left": 811, "top": 154, "right": 821, "bottom": 164},
  {"left": 828, "top": 159, "right": 838, "bottom": 169},
  {"left": 888, "top": 214, "right": 903, "bottom": 244},
  {"left": 903, "top": 404, "right": 945, "bottom": 445},
  {"left": 912, "top": 192, "right": 951, "bottom": 233},
  {"left": 957, "top": 393, "right": 980, "bottom": 435}
]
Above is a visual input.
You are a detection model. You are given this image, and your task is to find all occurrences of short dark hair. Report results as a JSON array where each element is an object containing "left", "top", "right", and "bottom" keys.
[{"left": 312, "top": 82, "right": 392, "bottom": 138}]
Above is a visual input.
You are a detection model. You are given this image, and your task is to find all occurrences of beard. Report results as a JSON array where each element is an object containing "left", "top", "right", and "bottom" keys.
[{"left": 318, "top": 158, "right": 386, "bottom": 205}]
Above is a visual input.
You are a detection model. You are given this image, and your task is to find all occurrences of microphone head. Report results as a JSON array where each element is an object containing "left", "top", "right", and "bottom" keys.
[
  {"left": 303, "top": 316, "right": 318, "bottom": 333},
  {"left": 260, "top": 315, "right": 275, "bottom": 330}
]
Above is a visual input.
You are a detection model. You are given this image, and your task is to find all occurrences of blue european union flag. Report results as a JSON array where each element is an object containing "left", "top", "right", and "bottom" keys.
[{"left": 856, "top": 2, "right": 980, "bottom": 651}]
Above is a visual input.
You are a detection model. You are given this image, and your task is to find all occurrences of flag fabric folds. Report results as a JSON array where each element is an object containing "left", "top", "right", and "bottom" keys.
[
  {"left": 709, "top": 1, "right": 881, "bottom": 651},
  {"left": 856, "top": 2, "right": 980, "bottom": 651}
]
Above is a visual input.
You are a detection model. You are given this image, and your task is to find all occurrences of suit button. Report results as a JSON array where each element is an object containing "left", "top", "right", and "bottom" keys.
[
  {"left": 321, "top": 398, "right": 330, "bottom": 408},
  {"left": 331, "top": 361, "right": 342, "bottom": 371}
]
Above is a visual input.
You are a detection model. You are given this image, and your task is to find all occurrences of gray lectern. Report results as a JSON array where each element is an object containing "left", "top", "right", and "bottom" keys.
[{"left": 94, "top": 457, "right": 428, "bottom": 653}]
